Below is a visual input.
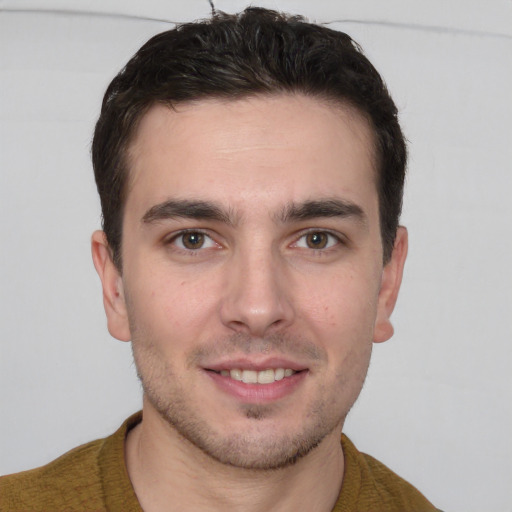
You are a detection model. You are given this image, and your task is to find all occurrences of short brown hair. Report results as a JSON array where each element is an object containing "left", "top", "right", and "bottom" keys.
[{"left": 92, "top": 7, "right": 407, "bottom": 268}]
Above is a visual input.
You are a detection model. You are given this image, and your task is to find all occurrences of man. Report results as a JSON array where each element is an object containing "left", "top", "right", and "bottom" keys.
[{"left": 1, "top": 7, "right": 441, "bottom": 511}]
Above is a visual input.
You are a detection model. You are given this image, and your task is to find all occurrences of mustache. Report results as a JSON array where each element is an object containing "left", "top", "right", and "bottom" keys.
[{"left": 187, "top": 332, "right": 327, "bottom": 366}]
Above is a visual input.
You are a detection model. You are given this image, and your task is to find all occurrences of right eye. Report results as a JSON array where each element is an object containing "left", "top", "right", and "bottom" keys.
[
  {"left": 172, "top": 231, "right": 217, "bottom": 251},
  {"left": 293, "top": 230, "right": 341, "bottom": 250}
]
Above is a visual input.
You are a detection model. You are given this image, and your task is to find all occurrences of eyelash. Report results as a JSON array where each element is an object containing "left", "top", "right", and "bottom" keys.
[
  {"left": 166, "top": 229, "right": 218, "bottom": 252},
  {"left": 165, "top": 228, "right": 344, "bottom": 254},
  {"left": 293, "top": 230, "right": 344, "bottom": 252}
]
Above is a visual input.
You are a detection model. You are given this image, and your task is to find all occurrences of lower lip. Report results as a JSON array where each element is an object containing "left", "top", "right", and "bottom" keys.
[{"left": 205, "top": 370, "right": 308, "bottom": 403}]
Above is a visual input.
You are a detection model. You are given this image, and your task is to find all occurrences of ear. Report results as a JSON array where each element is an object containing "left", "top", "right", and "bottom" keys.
[
  {"left": 91, "top": 230, "right": 131, "bottom": 342},
  {"left": 373, "top": 226, "right": 408, "bottom": 343}
]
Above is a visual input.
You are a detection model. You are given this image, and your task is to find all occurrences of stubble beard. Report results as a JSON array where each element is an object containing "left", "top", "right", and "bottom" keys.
[{"left": 131, "top": 331, "right": 372, "bottom": 471}]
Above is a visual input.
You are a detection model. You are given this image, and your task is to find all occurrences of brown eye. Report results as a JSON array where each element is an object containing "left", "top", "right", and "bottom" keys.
[
  {"left": 180, "top": 232, "right": 205, "bottom": 250},
  {"left": 294, "top": 231, "right": 340, "bottom": 251},
  {"left": 170, "top": 231, "right": 219, "bottom": 253},
  {"left": 305, "top": 232, "right": 329, "bottom": 249}
]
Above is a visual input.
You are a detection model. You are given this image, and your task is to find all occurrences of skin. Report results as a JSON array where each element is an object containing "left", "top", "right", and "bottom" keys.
[{"left": 92, "top": 94, "right": 408, "bottom": 512}]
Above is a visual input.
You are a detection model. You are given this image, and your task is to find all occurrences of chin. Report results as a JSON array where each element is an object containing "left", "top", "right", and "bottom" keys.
[{"left": 143, "top": 381, "right": 347, "bottom": 471}]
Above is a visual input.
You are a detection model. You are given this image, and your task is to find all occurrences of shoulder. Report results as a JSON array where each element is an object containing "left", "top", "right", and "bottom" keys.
[
  {"left": 0, "top": 412, "right": 142, "bottom": 512},
  {"left": 0, "top": 438, "right": 105, "bottom": 511},
  {"left": 335, "top": 435, "right": 442, "bottom": 512}
]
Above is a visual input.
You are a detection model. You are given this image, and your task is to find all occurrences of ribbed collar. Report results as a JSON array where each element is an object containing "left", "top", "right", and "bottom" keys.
[{"left": 99, "top": 411, "right": 143, "bottom": 512}]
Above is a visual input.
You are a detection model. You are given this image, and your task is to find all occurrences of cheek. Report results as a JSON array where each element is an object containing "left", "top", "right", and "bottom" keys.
[
  {"left": 300, "top": 271, "right": 380, "bottom": 335},
  {"left": 127, "top": 268, "right": 222, "bottom": 341}
]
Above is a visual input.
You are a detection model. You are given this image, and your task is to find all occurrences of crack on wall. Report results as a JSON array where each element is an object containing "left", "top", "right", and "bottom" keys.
[
  {"left": 1, "top": 7, "right": 510, "bottom": 40},
  {"left": 207, "top": 0, "right": 216, "bottom": 16},
  {"left": 0, "top": 8, "right": 177, "bottom": 25},
  {"left": 322, "top": 18, "right": 512, "bottom": 41}
]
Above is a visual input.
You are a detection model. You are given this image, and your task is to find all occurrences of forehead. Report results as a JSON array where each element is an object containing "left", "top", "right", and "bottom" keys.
[{"left": 125, "top": 94, "right": 378, "bottom": 221}]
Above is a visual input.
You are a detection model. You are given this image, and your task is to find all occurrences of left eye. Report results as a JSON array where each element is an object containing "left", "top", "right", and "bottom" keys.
[
  {"left": 295, "top": 232, "right": 339, "bottom": 250},
  {"left": 173, "top": 231, "right": 217, "bottom": 250}
]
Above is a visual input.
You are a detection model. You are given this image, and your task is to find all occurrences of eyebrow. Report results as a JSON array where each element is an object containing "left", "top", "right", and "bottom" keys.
[
  {"left": 279, "top": 199, "right": 367, "bottom": 225},
  {"left": 142, "top": 199, "right": 234, "bottom": 225},
  {"left": 141, "top": 197, "right": 366, "bottom": 227}
]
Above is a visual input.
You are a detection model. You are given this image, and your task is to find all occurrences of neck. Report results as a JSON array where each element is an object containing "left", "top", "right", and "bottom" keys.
[{"left": 125, "top": 404, "right": 344, "bottom": 512}]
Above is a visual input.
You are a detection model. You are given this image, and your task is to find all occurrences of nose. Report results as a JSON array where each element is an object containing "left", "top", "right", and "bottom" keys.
[{"left": 219, "top": 246, "right": 295, "bottom": 337}]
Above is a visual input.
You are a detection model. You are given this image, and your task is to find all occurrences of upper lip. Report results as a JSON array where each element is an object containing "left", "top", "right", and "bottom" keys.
[{"left": 204, "top": 357, "right": 309, "bottom": 373}]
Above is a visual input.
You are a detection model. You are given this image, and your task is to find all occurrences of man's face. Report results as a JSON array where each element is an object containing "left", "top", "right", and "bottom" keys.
[{"left": 94, "top": 94, "right": 406, "bottom": 469}]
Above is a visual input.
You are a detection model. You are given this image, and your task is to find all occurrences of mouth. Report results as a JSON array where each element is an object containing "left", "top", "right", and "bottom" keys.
[
  {"left": 204, "top": 362, "right": 308, "bottom": 403},
  {"left": 212, "top": 367, "right": 298, "bottom": 384}
]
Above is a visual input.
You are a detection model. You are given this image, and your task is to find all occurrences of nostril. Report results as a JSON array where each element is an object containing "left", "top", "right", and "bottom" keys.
[{"left": 219, "top": 268, "right": 294, "bottom": 336}]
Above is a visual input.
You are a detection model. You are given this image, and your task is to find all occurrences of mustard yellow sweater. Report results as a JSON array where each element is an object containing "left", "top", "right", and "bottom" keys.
[{"left": 0, "top": 413, "right": 441, "bottom": 511}]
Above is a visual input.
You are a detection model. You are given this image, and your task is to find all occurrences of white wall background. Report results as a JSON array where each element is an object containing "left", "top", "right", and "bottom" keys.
[{"left": 1, "top": 1, "right": 511, "bottom": 511}]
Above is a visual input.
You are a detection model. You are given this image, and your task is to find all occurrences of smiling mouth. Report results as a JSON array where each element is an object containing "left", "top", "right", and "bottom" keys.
[{"left": 211, "top": 368, "right": 298, "bottom": 384}]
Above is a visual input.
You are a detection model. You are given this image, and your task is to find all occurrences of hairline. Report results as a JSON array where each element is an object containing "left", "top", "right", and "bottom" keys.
[{"left": 113, "top": 91, "right": 383, "bottom": 271}]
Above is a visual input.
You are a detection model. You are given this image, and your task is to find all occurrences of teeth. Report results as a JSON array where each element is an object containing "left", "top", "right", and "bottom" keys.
[
  {"left": 257, "top": 369, "right": 275, "bottom": 384},
  {"left": 242, "top": 370, "right": 258, "bottom": 384},
  {"left": 223, "top": 368, "right": 296, "bottom": 384}
]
